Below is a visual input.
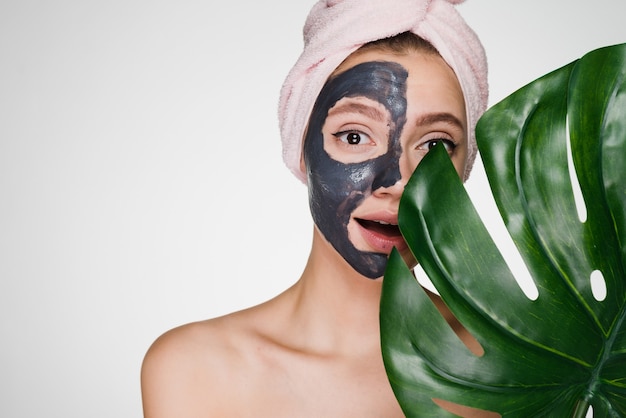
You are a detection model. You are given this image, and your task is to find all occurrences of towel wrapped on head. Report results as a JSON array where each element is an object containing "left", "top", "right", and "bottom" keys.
[{"left": 278, "top": 0, "right": 488, "bottom": 183}]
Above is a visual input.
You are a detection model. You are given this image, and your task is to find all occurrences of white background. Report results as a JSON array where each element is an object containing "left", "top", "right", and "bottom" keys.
[{"left": 1, "top": 1, "right": 624, "bottom": 417}]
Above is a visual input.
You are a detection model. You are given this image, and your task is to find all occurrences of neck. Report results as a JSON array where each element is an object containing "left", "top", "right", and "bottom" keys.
[{"left": 283, "top": 227, "right": 384, "bottom": 355}]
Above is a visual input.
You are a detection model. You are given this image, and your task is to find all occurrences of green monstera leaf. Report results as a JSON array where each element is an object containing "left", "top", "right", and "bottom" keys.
[{"left": 380, "top": 43, "right": 626, "bottom": 417}]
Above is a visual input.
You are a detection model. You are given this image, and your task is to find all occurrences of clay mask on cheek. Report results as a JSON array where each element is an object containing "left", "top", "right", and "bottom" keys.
[{"left": 303, "top": 61, "right": 408, "bottom": 279}]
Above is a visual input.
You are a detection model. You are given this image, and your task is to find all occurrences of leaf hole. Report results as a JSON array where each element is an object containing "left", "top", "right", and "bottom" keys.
[
  {"left": 466, "top": 161, "right": 538, "bottom": 301},
  {"left": 414, "top": 263, "right": 438, "bottom": 294},
  {"left": 426, "top": 289, "right": 485, "bottom": 357},
  {"left": 590, "top": 270, "right": 606, "bottom": 301},
  {"left": 433, "top": 398, "right": 501, "bottom": 417},
  {"left": 566, "top": 116, "right": 587, "bottom": 223}
]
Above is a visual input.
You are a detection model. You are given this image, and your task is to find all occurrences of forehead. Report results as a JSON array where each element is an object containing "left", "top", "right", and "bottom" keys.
[
  {"left": 334, "top": 48, "right": 461, "bottom": 92},
  {"left": 332, "top": 48, "right": 466, "bottom": 125}
]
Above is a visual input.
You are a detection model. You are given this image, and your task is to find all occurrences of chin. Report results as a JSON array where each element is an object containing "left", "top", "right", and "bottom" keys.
[{"left": 348, "top": 251, "right": 389, "bottom": 280}]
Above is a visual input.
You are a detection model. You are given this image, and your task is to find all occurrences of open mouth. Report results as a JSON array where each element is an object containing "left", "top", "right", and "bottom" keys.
[{"left": 356, "top": 218, "right": 402, "bottom": 238}]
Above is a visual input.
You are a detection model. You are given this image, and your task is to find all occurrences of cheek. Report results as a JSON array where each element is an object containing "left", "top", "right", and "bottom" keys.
[
  {"left": 304, "top": 125, "right": 377, "bottom": 207},
  {"left": 451, "top": 146, "right": 469, "bottom": 178},
  {"left": 307, "top": 151, "right": 376, "bottom": 211}
]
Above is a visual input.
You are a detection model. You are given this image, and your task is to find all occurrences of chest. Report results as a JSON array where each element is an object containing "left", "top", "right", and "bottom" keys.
[{"left": 227, "top": 352, "right": 405, "bottom": 417}]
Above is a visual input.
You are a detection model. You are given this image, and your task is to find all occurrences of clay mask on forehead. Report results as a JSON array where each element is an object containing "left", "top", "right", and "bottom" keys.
[{"left": 303, "top": 61, "right": 408, "bottom": 279}]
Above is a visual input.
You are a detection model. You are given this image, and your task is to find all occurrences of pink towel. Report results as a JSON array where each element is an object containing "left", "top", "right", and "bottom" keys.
[{"left": 278, "top": 0, "right": 488, "bottom": 183}]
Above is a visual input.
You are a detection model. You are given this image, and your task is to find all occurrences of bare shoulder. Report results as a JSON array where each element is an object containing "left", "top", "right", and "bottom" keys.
[
  {"left": 140, "top": 293, "right": 407, "bottom": 417},
  {"left": 141, "top": 311, "right": 257, "bottom": 417}
]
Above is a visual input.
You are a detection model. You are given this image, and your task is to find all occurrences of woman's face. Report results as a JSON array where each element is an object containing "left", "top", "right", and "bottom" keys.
[{"left": 303, "top": 48, "right": 467, "bottom": 279}]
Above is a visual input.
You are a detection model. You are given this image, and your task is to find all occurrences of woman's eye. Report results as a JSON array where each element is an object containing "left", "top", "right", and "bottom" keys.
[
  {"left": 422, "top": 138, "right": 456, "bottom": 152},
  {"left": 333, "top": 131, "right": 372, "bottom": 145}
]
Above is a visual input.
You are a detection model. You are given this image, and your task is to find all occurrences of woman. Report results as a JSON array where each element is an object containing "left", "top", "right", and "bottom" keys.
[{"left": 141, "top": 0, "right": 488, "bottom": 416}]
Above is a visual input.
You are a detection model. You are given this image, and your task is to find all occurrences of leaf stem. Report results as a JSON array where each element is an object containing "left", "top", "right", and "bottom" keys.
[{"left": 572, "top": 399, "right": 590, "bottom": 418}]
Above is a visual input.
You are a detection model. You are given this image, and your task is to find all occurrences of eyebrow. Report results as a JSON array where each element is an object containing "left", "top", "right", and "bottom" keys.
[
  {"left": 415, "top": 112, "right": 465, "bottom": 131},
  {"left": 327, "top": 101, "right": 388, "bottom": 122}
]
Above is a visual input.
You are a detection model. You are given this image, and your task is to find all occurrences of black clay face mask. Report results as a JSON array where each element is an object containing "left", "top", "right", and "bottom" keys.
[{"left": 303, "top": 61, "right": 408, "bottom": 279}]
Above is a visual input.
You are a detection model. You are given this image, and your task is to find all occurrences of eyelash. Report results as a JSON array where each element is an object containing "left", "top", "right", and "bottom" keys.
[
  {"left": 332, "top": 130, "right": 373, "bottom": 146},
  {"left": 421, "top": 138, "right": 457, "bottom": 152}
]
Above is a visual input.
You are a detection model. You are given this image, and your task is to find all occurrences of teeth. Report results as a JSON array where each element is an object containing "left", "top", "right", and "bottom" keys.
[{"left": 376, "top": 220, "right": 396, "bottom": 226}]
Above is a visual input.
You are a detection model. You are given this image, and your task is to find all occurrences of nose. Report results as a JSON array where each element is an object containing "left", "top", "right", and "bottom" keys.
[
  {"left": 371, "top": 151, "right": 413, "bottom": 199},
  {"left": 371, "top": 160, "right": 400, "bottom": 191},
  {"left": 373, "top": 176, "right": 405, "bottom": 200}
]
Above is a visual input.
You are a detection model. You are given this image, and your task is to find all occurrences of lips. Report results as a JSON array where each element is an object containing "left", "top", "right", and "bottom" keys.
[
  {"left": 355, "top": 217, "right": 407, "bottom": 254},
  {"left": 356, "top": 219, "right": 402, "bottom": 237}
]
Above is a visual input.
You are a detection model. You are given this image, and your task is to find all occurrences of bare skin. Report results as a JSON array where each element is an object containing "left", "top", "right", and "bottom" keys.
[
  {"left": 142, "top": 229, "right": 405, "bottom": 417},
  {"left": 141, "top": 48, "right": 496, "bottom": 417},
  {"left": 140, "top": 239, "right": 489, "bottom": 417}
]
